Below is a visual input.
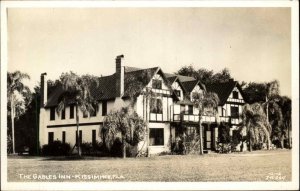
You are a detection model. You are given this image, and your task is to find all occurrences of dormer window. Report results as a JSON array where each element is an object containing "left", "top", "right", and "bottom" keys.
[
  {"left": 233, "top": 91, "right": 239, "bottom": 99},
  {"left": 152, "top": 79, "right": 162, "bottom": 89}
]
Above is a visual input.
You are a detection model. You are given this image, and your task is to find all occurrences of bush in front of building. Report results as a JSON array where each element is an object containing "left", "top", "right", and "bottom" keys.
[
  {"left": 217, "top": 123, "right": 232, "bottom": 153},
  {"left": 41, "top": 140, "right": 71, "bottom": 156},
  {"left": 80, "top": 141, "right": 110, "bottom": 156}
]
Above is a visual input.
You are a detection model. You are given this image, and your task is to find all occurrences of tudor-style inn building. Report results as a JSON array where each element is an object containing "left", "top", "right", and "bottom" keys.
[{"left": 39, "top": 55, "right": 246, "bottom": 155}]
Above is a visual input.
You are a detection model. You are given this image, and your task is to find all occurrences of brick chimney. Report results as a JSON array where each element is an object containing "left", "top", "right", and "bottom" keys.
[
  {"left": 40, "top": 73, "right": 47, "bottom": 107},
  {"left": 115, "top": 55, "right": 125, "bottom": 97}
]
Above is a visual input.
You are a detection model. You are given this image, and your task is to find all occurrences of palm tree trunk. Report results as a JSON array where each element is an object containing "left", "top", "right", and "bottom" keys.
[
  {"left": 122, "top": 136, "right": 126, "bottom": 158},
  {"left": 11, "top": 99, "right": 16, "bottom": 154},
  {"left": 146, "top": 96, "right": 150, "bottom": 157},
  {"left": 287, "top": 122, "right": 291, "bottom": 149},
  {"left": 266, "top": 96, "right": 269, "bottom": 122},
  {"left": 76, "top": 104, "right": 81, "bottom": 156},
  {"left": 199, "top": 112, "right": 203, "bottom": 155},
  {"left": 249, "top": 134, "right": 252, "bottom": 152}
]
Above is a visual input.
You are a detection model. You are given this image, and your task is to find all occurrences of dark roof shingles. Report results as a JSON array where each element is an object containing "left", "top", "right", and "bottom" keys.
[{"left": 205, "top": 80, "right": 237, "bottom": 105}]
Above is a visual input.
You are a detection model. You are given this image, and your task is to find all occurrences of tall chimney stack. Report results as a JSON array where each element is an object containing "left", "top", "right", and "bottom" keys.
[
  {"left": 40, "top": 73, "right": 47, "bottom": 107},
  {"left": 115, "top": 55, "right": 124, "bottom": 97}
]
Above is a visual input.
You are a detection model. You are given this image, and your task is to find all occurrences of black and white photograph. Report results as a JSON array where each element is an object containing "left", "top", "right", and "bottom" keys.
[{"left": 1, "top": 1, "right": 299, "bottom": 190}]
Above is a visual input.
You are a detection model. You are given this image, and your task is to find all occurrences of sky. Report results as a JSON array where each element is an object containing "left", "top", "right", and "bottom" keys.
[{"left": 7, "top": 8, "right": 291, "bottom": 97}]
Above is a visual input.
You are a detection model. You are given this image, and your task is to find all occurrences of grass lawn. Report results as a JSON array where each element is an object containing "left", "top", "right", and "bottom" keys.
[{"left": 7, "top": 149, "right": 291, "bottom": 182}]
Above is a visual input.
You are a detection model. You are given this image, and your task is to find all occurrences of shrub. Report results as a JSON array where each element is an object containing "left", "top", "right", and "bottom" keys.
[
  {"left": 81, "top": 141, "right": 110, "bottom": 156},
  {"left": 172, "top": 136, "right": 186, "bottom": 155},
  {"left": 41, "top": 141, "right": 71, "bottom": 156}
]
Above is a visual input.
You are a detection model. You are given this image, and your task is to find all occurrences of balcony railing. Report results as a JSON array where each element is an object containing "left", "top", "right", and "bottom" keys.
[{"left": 173, "top": 114, "right": 241, "bottom": 124}]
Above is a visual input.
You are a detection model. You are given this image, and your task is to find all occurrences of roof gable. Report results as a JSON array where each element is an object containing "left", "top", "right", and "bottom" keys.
[{"left": 205, "top": 80, "right": 245, "bottom": 105}]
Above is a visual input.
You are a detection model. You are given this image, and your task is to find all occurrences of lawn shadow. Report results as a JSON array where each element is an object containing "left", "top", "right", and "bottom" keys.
[{"left": 41, "top": 155, "right": 131, "bottom": 161}]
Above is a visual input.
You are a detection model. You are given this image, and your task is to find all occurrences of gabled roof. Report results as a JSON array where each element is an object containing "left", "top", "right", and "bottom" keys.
[
  {"left": 180, "top": 80, "right": 206, "bottom": 94},
  {"left": 205, "top": 80, "right": 244, "bottom": 106},
  {"left": 45, "top": 66, "right": 178, "bottom": 108},
  {"left": 123, "top": 67, "right": 160, "bottom": 97},
  {"left": 165, "top": 74, "right": 178, "bottom": 84},
  {"left": 45, "top": 74, "right": 117, "bottom": 108}
]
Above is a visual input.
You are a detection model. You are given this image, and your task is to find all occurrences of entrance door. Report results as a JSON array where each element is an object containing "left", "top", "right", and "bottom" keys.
[{"left": 206, "top": 130, "right": 212, "bottom": 149}]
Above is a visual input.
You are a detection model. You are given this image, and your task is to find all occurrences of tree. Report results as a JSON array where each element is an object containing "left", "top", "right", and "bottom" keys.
[
  {"left": 176, "top": 66, "right": 233, "bottom": 85},
  {"left": 102, "top": 107, "right": 147, "bottom": 158},
  {"left": 242, "top": 82, "right": 267, "bottom": 104},
  {"left": 268, "top": 100, "right": 285, "bottom": 148},
  {"left": 279, "top": 96, "right": 292, "bottom": 149},
  {"left": 176, "top": 65, "right": 214, "bottom": 84},
  {"left": 7, "top": 71, "right": 31, "bottom": 154},
  {"left": 13, "top": 85, "right": 41, "bottom": 155},
  {"left": 265, "top": 80, "right": 280, "bottom": 122},
  {"left": 124, "top": 69, "right": 159, "bottom": 157},
  {"left": 211, "top": 68, "right": 232, "bottom": 83},
  {"left": 241, "top": 103, "right": 272, "bottom": 151},
  {"left": 192, "top": 91, "right": 219, "bottom": 155},
  {"left": 56, "top": 71, "right": 99, "bottom": 156}
]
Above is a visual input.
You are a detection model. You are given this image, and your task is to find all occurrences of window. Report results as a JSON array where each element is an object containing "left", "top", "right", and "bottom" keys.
[
  {"left": 92, "top": 130, "right": 96, "bottom": 145},
  {"left": 180, "top": 104, "right": 185, "bottom": 114},
  {"left": 231, "top": 106, "right": 239, "bottom": 118},
  {"left": 83, "top": 111, "right": 88, "bottom": 118},
  {"left": 188, "top": 105, "right": 193, "bottom": 115},
  {"left": 232, "top": 91, "right": 239, "bottom": 99},
  {"left": 48, "top": 132, "right": 54, "bottom": 144},
  {"left": 90, "top": 103, "right": 99, "bottom": 117},
  {"left": 192, "top": 92, "right": 200, "bottom": 100},
  {"left": 150, "top": 98, "right": 162, "bottom": 114},
  {"left": 152, "top": 79, "right": 162, "bottom": 89},
  {"left": 174, "top": 90, "right": 181, "bottom": 98},
  {"left": 186, "top": 126, "right": 197, "bottom": 136},
  {"left": 62, "top": 131, "right": 66, "bottom": 144},
  {"left": 102, "top": 101, "right": 107, "bottom": 116},
  {"left": 61, "top": 109, "right": 65, "bottom": 120},
  {"left": 149, "top": 128, "right": 164, "bottom": 146},
  {"left": 50, "top": 107, "right": 55, "bottom": 121},
  {"left": 70, "top": 105, "right": 74, "bottom": 119}
]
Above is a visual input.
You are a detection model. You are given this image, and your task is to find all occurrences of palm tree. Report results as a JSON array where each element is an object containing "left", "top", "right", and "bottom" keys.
[
  {"left": 241, "top": 103, "right": 272, "bottom": 151},
  {"left": 56, "top": 72, "right": 99, "bottom": 156},
  {"left": 265, "top": 80, "right": 280, "bottom": 122},
  {"left": 124, "top": 69, "right": 157, "bottom": 157},
  {"left": 102, "top": 107, "right": 147, "bottom": 158},
  {"left": 7, "top": 71, "right": 31, "bottom": 154},
  {"left": 192, "top": 91, "right": 219, "bottom": 155}
]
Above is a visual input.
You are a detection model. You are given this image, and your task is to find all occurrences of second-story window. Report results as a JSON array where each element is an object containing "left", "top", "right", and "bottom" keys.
[
  {"left": 150, "top": 98, "right": 162, "bottom": 114},
  {"left": 70, "top": 105, "right": 74, "bottom": 119},
  {"left": 102, "top": 101, "right": 107, "bottom": 116},
  {"left": 232, "top": 91, "right": 239, "bottom": 99},
  {"left": 50, "top": 107, "right": 55, "bottom": 121},
  {"left": 174, "top": 90, "right": 181, "bottom": 98},
  {"left": 152, "top": 79, "right": 162, "bottom": 89},
  {"left": 231, "top": 106, "right": 239, "bottom": 118},
  {"left": 188, "top": 105, "right": 193, "bottom": 115},
  {"left": 61, "top": 109, "right": 65, "bottom": 120},
  {"left": 83, "top": 111, "right": 88, "bottom": 118},
  {"left": 90, "top": 103, "right": 99, "bottom": 117}
]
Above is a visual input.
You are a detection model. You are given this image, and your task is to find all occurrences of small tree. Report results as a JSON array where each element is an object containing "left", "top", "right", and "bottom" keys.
[{"left": 102, "top": 107, "right": 147, "bottom": 158}]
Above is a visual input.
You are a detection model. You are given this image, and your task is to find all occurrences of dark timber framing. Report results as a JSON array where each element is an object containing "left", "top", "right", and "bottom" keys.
[{"left": 47, "top": 122, "right": 102, "bottom": 128}]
